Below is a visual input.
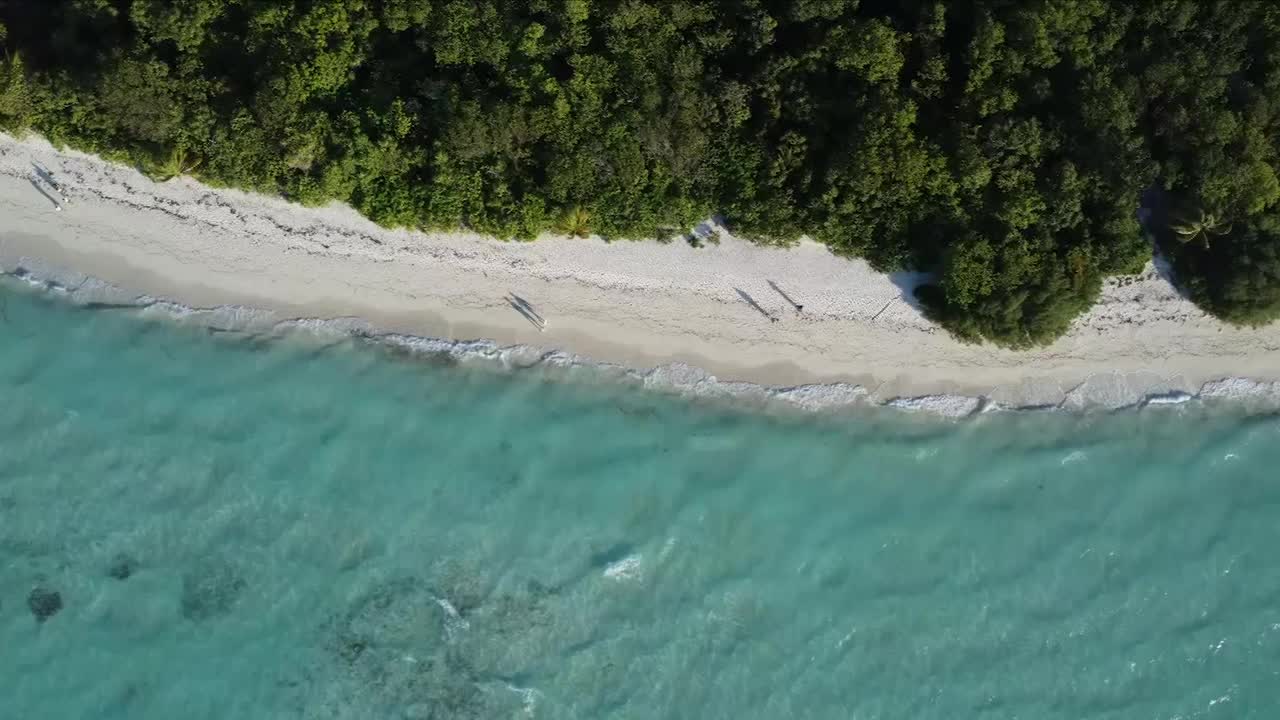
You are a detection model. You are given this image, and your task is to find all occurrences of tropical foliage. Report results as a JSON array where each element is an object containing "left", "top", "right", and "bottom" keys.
[
  {"left": 1, "top": 1, "right": 1279, "bottom": 344},
  {"left": 1171, "top": 210, "right": 1231, "bottom": 250}
]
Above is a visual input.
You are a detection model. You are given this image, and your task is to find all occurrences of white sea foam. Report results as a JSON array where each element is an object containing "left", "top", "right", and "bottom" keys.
[
  {"left": 276, "top": 315, "right": 377, "bottom": 337},
  {"left": 432, "top": 595, "right": 470, "bottom": 640},
  {"left": 1199, "top": 378, "right": 1280, "bottom": 403},
  {"left": 138, "top": 300, "right": 280, "bottom": 332},
  {"left": 504, "top": 683, "right": 542, "bottom": 716},
  {"left": 658, "top": 537, "right": 678, "bottom": 562},
  {"left": 772, "top": 382, "right": 869, "bottom": 410},
  {"left": 913, "top": 447, "right": 939, "bottom": 461},
  {"left": 886, "top": 394, "right": 985, "bottom": 418},
  {"left": 1142, "top": 391, "right": 1195, "bottom": 406},
  {"left": 1060, "top": 450, "right": 1088, "bottom": 466},
  {"left": 603, "top": 554, "right": 643, "bottom": 581}
]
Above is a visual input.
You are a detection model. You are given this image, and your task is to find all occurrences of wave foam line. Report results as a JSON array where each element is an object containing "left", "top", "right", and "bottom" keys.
[{"left": 3, "top": 264, "right": 1279, "bottom": 418}]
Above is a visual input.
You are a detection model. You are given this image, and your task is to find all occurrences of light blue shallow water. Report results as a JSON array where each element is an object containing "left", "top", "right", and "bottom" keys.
[{"left": 2, "top": 281, "right": 1280, "bottom": 720}]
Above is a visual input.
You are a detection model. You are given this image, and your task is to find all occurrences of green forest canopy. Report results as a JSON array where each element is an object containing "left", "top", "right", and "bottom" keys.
[{"left": 3, "top": 0, "right": 1280, "bottom": 346}]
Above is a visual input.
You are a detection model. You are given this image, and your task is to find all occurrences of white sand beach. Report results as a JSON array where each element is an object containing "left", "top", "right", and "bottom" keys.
[{"left": 2, "top": 132, "right": 1279, "bottom": 411}]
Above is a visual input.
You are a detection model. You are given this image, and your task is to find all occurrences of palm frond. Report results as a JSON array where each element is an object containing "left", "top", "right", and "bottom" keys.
[
  {"left": 559, "top": 206, "right": 592, "bottom": 238},
  {"left": 1169, "top": 208, "right": 1231, "bottom": 249},
  {"left": 159, "top": 145, "right": 202, "bottom": 181}
]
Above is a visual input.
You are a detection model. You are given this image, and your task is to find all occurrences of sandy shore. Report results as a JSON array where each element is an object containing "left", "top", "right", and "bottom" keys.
[{"left": 3, "top": 132, "right": 1279, "bottom": 412}]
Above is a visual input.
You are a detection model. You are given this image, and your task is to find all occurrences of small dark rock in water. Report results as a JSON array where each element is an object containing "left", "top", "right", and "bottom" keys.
[
  {"left": 181, "top": 562, "right": 246, "bottom": 621},
  {"left": 108, "top": 554, "right": 136, "bottom": 580},
  {"left": 28, "top": 587, "right": 63, "bottom": 622},
  {"left": 336, "top": 637, "right": 368, "bottom": 665}
]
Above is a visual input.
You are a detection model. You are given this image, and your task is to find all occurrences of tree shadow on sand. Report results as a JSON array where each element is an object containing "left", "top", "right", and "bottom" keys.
[
  {"left": 1138, "top": 186, "right": 1194, "bottom": 300},
  {"left": 886, "top": 271, "right": 933, "bottom": 316}
]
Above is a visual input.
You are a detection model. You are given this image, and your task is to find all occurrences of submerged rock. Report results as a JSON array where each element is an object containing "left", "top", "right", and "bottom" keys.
[
  {"left": 181, "top": 561, "right": 246, "bottom": 620},
  {"left": 28, "top": 586, "right": 63, "bottom": 622},
  {"left": 292, "top": 574, "right": 546, "bottom": 718},
  {"left": 431, "top": 560, "right": 489, "bottom": 618},
  {"left": 337, "top": 578, "right": 448, "bottom": 651},
  {"left": 108, "top": 553, "right": 136, "bottom": 580}
]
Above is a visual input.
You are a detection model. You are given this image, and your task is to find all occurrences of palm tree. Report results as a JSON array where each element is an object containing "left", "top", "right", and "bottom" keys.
[
  {"left": 559, "top": 206, "right": 592, "bottom": 238},
  {"left": 158, "top": 145, "right": 202, "bottom": 181},
  {"left": 1170, "top": 209, "right": 1231, "bottom": 249}
]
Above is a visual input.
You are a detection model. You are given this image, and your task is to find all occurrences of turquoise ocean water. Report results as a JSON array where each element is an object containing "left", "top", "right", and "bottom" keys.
[{"left": 3, "top": 278, "right": 1280, "bottom": 719}]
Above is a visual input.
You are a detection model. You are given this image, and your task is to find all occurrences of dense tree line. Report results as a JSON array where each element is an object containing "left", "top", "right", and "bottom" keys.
[{"left": 2, "top": 0, "right": 1279, "bottom": 346}]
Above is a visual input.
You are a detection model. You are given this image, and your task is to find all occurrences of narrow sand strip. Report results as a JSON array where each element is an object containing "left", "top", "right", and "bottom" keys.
[{"left": 2, "top": 132, "right": 1279, "bottom": 409}]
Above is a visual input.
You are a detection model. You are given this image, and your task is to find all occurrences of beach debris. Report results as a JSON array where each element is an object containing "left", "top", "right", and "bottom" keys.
[
  {"left": 28, "top": 586, "right": 63, "bottom": 623},
  {"left": 767, "top": 280, "right": 803, "bottom": 313},
  {"left": 180, "top": 560, "right": 247, "bottom": 620},
  {"left": 108, "top": 553, "right": 136, "bottom": 580},
  {"left": 734, "top": 287, "right": 778, "bottom": 322},
  {"left": 506, "top": 292, "right": 547, "bottom": 331}
]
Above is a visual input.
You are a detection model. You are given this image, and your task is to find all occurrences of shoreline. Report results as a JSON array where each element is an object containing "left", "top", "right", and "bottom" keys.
[
  {"left": 6, "top": 265, "right": 1280, "bottom": 419},
  {"left": 3, "top": 131, "right": 1280, "bottom": 413}
]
